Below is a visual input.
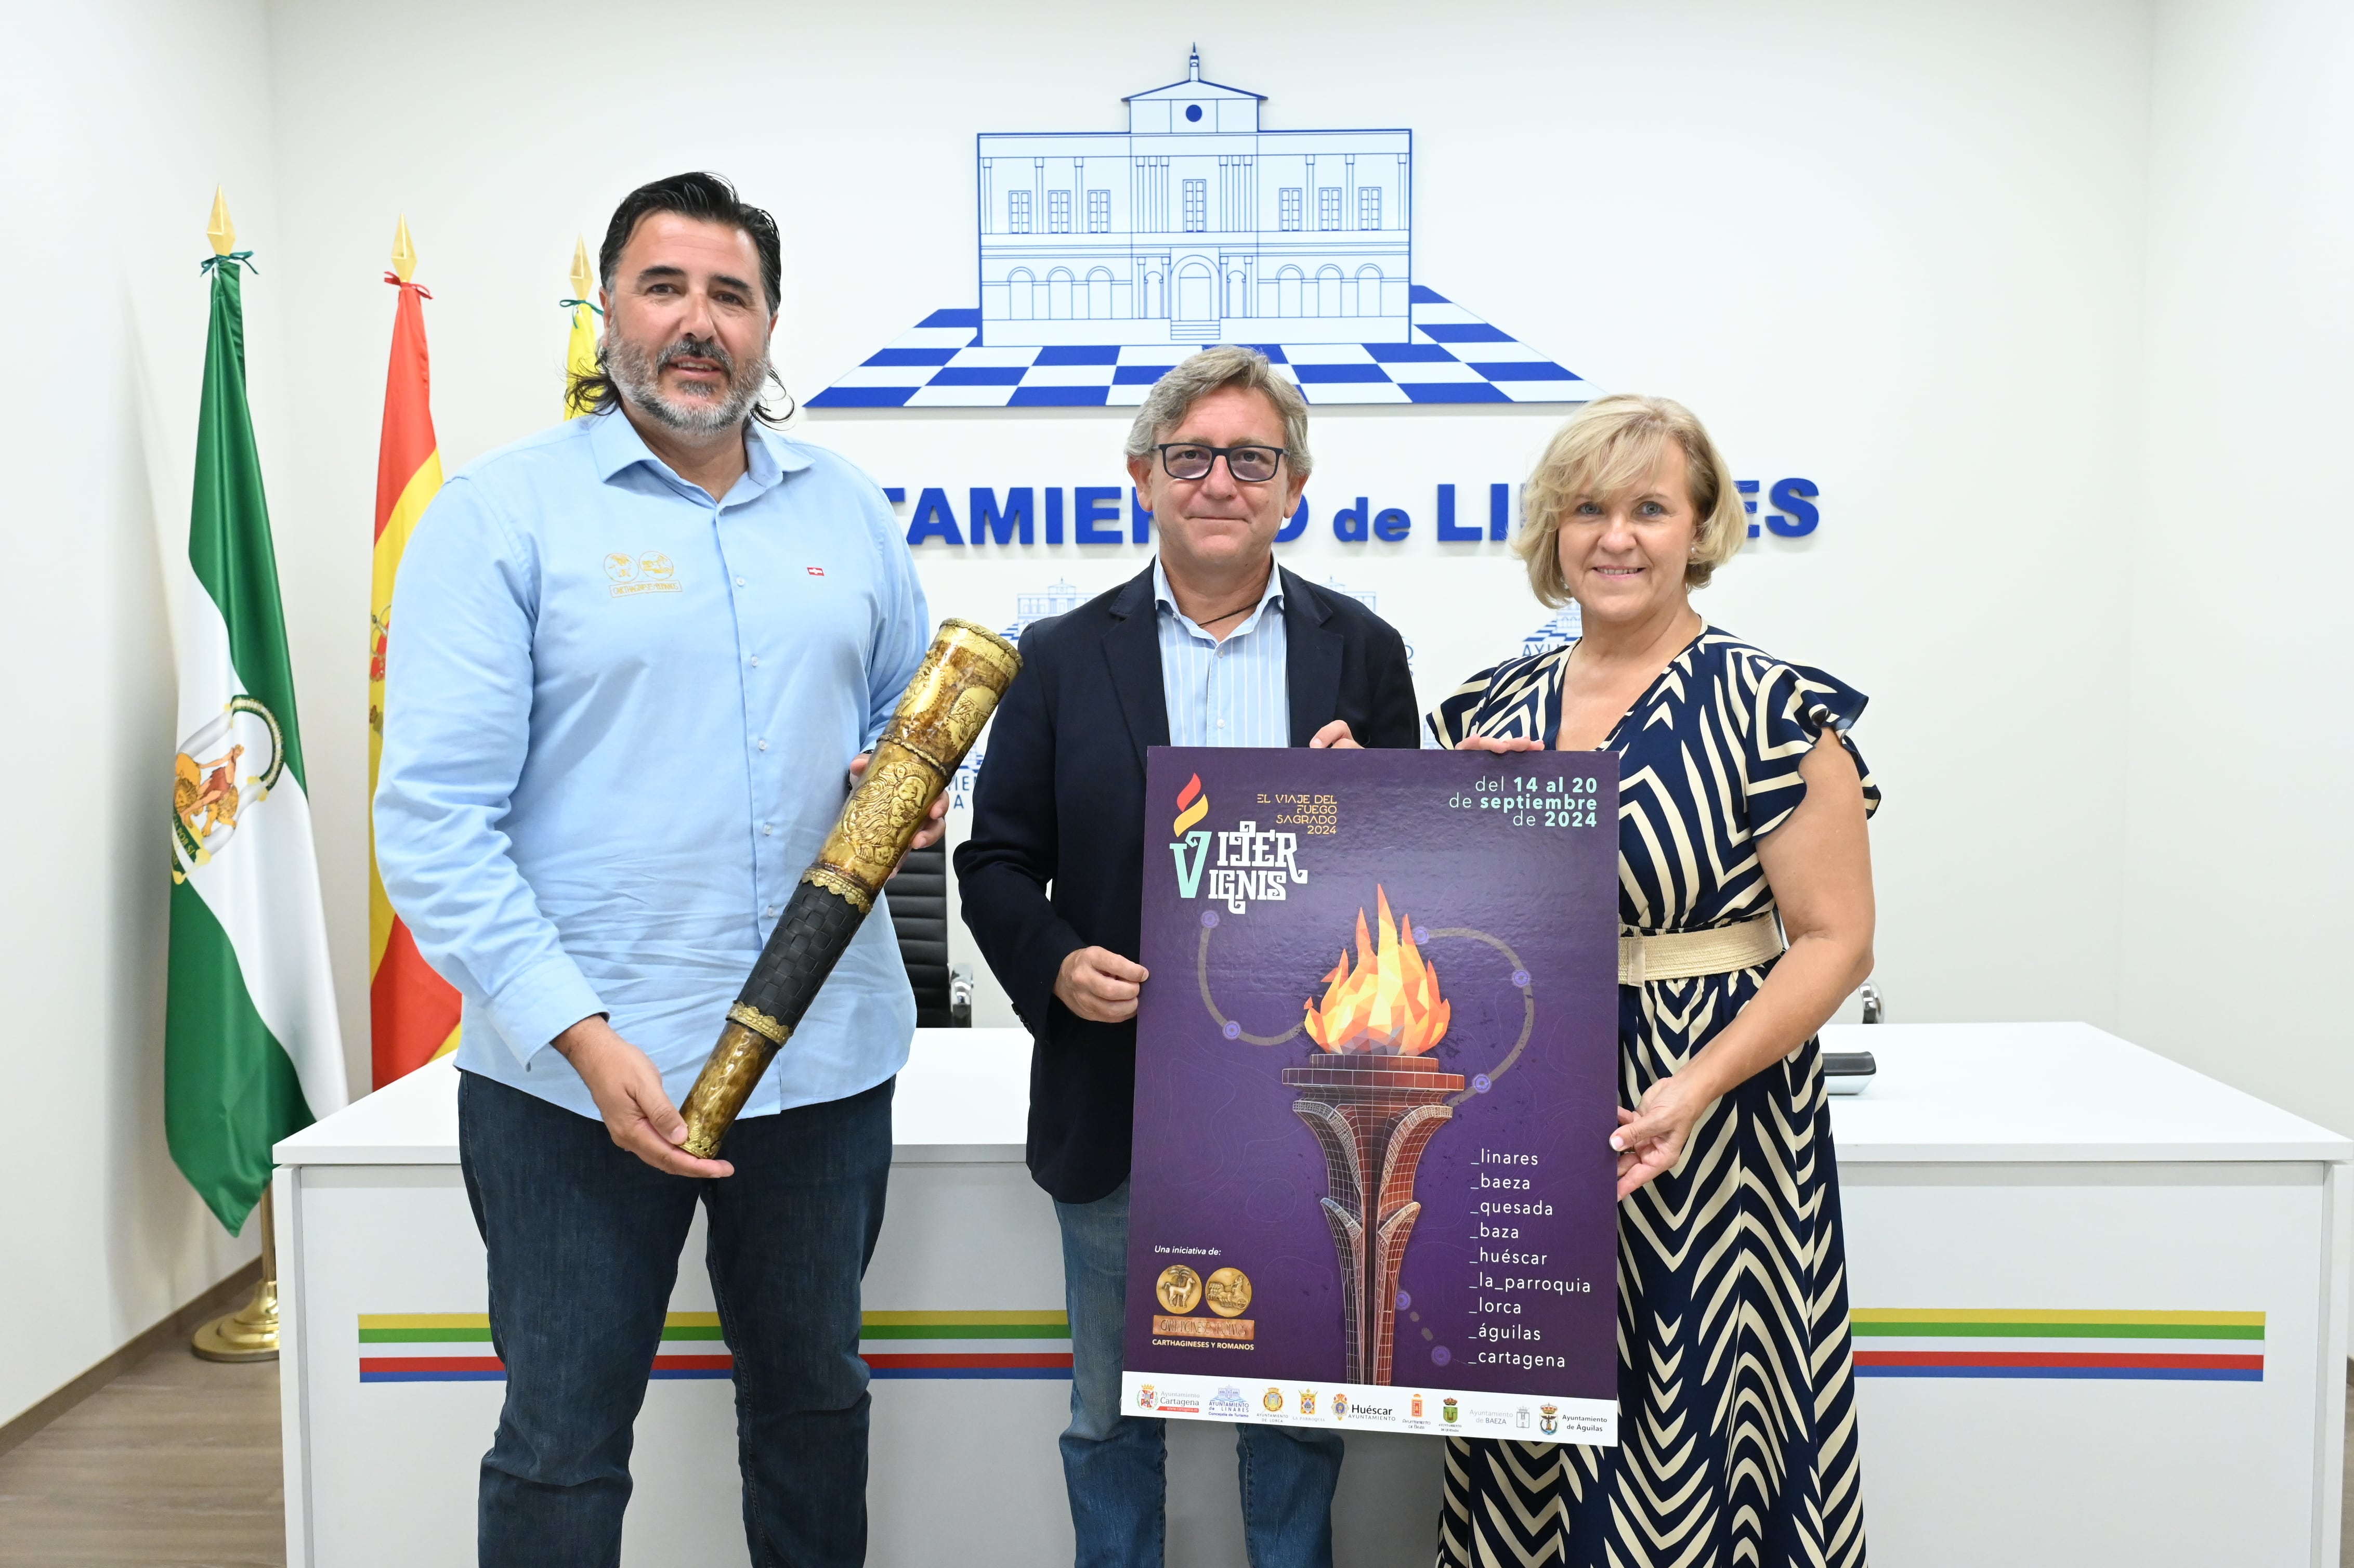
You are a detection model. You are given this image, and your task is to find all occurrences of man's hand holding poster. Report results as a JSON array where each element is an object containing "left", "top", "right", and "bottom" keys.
[{"left": 1122, "top": 748, "right": 1623, "bottom": 1443}]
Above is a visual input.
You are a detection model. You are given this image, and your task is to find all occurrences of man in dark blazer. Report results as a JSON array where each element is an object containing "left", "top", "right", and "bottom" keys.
[{"left": 957, "top": 347, "right": 1419, "bottom": 1568}]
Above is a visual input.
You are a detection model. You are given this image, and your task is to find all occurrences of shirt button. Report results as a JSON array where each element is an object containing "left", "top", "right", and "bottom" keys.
[
  {"left": 757, "top": 739, "right": 769, "bottom": 751},
  {"left": 763, "top": 824, "right": 775, "bottom": 836},
  {"left": 1217, "top": 718, "right": 1227, "bottom": 729},
  {"left": 764, "top": 905, "right": 777, "bottom": 917},
  {"left": 735, "top": 576, "right": 747, "bottom": 587},
  {"left": 749, "top": 655, "right": 760, "bottom": 667}
]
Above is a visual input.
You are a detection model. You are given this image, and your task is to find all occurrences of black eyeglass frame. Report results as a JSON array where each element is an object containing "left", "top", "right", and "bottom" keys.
[{"left": 1152, "top": 442, "right": 1290, "bottom": 484}]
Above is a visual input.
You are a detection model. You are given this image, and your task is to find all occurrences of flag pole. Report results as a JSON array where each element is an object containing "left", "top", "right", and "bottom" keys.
[
  {"left": 192, "top": 1186, "right": 279, "bottom": 1362},
  {"left": 177, "top": 186, "right": 289, "bottom": 1364}
]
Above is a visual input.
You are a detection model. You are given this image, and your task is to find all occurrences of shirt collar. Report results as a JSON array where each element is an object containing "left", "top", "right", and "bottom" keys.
[
  {"left": 1153, "top": 554, "right": 1286, "bottom": 638},
  {"left": 585, "top": 406, "right": 809, "bottom": 500}
]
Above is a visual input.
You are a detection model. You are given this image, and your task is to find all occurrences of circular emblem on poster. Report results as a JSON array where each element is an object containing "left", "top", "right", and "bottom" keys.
[
  {"left": 1204, "top": 1267, "right": 1253, "bottom": 1317},
  {"left": 1155, "top": 1265, "right": 1203, "bottom": 1314}
]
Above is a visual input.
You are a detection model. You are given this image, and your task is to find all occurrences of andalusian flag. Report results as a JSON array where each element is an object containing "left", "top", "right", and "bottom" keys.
[
  {"left": 167, "top": 190, "right": 346, "bottom": 1233},
  {"left": 369, "top": 216, "right": 462, "bottom": 1086},
  {"left": 563, "top": 234, "right": 599, "bottom": 417}
]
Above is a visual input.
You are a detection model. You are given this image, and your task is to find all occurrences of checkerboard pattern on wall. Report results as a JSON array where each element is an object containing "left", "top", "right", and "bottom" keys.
[{"left": 810, "top": 289, "right": 1594, "bottom": 410}]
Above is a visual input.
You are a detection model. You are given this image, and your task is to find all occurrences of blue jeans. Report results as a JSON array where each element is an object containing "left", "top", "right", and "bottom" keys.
[
  {"left": 457, "top": 1069, "right": 893, "bottom": 1568},
  {"left": 1055, "top": 1181, "right": 1344, "bottom": 1568}
]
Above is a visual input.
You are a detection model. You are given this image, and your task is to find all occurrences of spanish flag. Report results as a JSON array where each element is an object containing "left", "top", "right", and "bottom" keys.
[{"left": 368, "top": 217, "right": 462, "bottom": 1086}]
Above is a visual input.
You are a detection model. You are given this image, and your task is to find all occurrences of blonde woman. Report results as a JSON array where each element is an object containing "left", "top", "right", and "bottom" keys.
[{"left": 1430, "top": 396, "right": 1877, "bottom": 1568}]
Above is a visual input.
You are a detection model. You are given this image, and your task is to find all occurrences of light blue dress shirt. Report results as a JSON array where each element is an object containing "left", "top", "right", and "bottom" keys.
[
  {"left": 374, "top": 410, "right": 931, "bottom": 1122},
  {"left": 1153, "top": 555, "right": 1291, "bottom": 746}
]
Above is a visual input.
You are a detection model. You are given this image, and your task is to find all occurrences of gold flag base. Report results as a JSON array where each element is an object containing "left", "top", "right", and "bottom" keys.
[
  {"left": 191, "top": 1276, "right": 279, "bottom": 1362},
  {"left": 192, "top": 1187, "right": 279, "bottom": 1363}
]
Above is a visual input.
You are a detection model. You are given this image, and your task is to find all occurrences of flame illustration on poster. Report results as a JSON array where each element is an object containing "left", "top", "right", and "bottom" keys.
[
  {"left": 1171, "top": 774, "right": 1211, "bottom": 897},
  {"left": 1301, "top": 887, "right": 1450, "bottom": 1055},
  {"left": 1287, "top": 886, "right": 1468, "bottom": 1385},
  {"left": 1123, "top": 747, "right": 1624, "bottom": 1444}
]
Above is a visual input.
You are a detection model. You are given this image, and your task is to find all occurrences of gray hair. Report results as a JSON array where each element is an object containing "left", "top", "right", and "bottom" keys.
[{"left": 1123, "top": 347, "right": 1314, "bottom": 479}]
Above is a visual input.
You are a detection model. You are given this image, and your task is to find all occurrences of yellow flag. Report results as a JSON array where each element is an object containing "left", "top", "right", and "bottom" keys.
[{"left": 564, "top": 235, "right": 599, "bottom": 419}]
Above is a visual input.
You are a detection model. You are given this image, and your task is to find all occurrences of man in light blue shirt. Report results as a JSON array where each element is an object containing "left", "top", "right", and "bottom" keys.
[{"left": 375, "top": 172, "right": 935, "bottom": 1568}]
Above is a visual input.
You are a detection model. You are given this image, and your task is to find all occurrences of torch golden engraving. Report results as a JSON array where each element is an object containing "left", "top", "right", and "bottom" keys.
[{"left": 677, "top": 619, "right": 1021, "bottom": 1158}]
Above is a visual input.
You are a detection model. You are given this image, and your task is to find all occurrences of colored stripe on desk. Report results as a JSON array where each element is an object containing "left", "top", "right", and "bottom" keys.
[
  {"left": 1850, "top": 1310, "right": 2265, "bottom": 1381},
  {"left": 358, "top": 1311, "right": 1072, "bottom": 1382}
]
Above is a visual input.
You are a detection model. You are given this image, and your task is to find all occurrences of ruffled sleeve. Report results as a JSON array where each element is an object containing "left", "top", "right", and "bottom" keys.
[{"left": 1741, "top": 660, "right": 1880, "bottom": 839}]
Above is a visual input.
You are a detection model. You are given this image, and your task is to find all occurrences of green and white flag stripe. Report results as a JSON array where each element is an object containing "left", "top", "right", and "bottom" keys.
[{"left": 166, "top": 254, "right": 345, "bottom": 1234}]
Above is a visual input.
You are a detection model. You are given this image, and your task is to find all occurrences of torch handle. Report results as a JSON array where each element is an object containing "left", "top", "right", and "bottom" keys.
[{"left": 677, "top": 877, "right": 869, "bottom": 1157}]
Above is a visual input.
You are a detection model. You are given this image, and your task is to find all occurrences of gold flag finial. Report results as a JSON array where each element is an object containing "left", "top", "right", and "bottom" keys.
[
  {"left": 390, "top": 214, "right": 418, "bottom": 282},
  {"left": 207, "top": 186, "right": 236, "bottom": 256},
  {"left": 569, "top": 234, "right": 595, "bottom": 302}
]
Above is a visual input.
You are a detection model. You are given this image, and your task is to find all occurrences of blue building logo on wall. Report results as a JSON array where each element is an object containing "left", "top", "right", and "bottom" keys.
[
  {"left": 812, "top": 50, "right": 1593, "bottom": 411},
  {"left": 1522, "top": 604, "right": 1584, "bottom": 656},
  {"left": 1006, "top": 579, "right": 1087, "bottom": 638}
]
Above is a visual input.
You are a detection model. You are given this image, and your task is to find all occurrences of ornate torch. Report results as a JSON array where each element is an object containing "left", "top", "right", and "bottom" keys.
[
  {"left": 677, "top": 619, "right": 1021, "bottom": 1158},
  {"left": 1285, "top": 885, "right": 1463, "bottom": 1386}
]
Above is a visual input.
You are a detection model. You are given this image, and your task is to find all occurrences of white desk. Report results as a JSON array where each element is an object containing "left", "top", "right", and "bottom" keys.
[{"left": 275, "top": 1023, "right": 2352, "bottom": 1567}]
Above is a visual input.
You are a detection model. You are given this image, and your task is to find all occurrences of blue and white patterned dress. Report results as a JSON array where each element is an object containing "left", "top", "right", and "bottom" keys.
[{"left": 1427, "top": 626, "right": 1879, "bottom": 1568}]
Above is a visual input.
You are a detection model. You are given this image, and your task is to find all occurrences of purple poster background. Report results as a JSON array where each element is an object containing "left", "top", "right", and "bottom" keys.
[{"left": 1125, "top": 748, "right": 1621, "bottom": 1414}]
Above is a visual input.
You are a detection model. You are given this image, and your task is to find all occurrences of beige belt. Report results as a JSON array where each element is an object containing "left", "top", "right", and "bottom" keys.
[{"left": 1619, "top": 914, "right": 1785, "bottom": 985}]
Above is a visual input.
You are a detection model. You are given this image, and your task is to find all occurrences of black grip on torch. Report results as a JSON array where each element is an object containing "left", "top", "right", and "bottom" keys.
[{"left": 734, "top": 878, "right": 872, "bottom": 1034}]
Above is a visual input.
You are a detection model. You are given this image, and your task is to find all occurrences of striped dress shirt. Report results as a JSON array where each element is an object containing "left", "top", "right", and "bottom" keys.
[{"left": 1152, "top": 555, "right": 1290, "bottom": 747}]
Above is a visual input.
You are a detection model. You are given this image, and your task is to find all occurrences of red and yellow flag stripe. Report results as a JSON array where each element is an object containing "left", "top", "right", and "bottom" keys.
[{"left": 369, "top": 239, "right": 463, "bottom": 1088}]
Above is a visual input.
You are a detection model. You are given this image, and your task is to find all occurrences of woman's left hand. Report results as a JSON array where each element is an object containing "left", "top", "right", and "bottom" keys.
[{"left": 1610, "top": 1073, "right": 1717, "bottom": 1199}]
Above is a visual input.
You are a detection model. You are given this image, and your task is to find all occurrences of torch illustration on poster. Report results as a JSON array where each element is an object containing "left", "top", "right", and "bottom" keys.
[{"left": 1123, "top": 748, "right": 1623, "bottom": 1444}]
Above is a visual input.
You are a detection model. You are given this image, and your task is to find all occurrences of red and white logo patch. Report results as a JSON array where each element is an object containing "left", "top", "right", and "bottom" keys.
[{"left": 806, "top": 566, "right": 826, "bottom": 577}]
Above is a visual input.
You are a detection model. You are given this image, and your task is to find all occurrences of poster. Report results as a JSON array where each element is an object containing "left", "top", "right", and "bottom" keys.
[{"left": 1122, "top": 748, "right": 1622, "bottom": 1444}]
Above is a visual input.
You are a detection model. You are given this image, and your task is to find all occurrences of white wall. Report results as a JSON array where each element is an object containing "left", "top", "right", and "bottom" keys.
[
  {"left": 2117, "top": 0, "right": 2354, "bottom": 1131},
  {"left": 8, "top": 0, "right": 2352, "bottom": 1424},
  {"left": 254, "top": 0, "right": 2158, "bottom": 1060},
  {"left": 0, "top": 0, "right": 286, "bottom": 1426}
]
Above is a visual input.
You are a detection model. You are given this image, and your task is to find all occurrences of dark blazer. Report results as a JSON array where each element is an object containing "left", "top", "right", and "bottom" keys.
[{"left": 955, "top": 563, "right": 1421, "bottom": 1205}]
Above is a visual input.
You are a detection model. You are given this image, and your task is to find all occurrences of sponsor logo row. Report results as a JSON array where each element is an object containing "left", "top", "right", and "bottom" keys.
[{"left": 1122, "top": 1373, "right": 1611, "bottom": 1444}]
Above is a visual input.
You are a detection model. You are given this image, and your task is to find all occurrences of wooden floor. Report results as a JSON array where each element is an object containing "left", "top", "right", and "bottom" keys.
[
  {"left": 0, "top": 1341, "right": 282, "bottom": 1567},
  {"left": 1, "top": 1344, "right": 2352, "bottom": 1564}
]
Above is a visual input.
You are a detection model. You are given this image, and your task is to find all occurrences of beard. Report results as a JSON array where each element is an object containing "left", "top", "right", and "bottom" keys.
[{"left": 606, "top": 329, "right": 769, "bottom": 435}]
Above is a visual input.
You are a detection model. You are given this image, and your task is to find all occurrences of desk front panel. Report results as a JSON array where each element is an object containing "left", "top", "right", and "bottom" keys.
[
  {"left": 284, "top": 1155, "right": 2339, "bottom": 1565},
  {"left": 1842, "top": 1160, "right": 2335, "bottom": 1567}
]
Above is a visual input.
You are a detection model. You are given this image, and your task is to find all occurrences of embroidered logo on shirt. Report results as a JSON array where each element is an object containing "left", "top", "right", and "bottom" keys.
[
  {"left": 806, "top": 566, "right": 826, "bottom": 577},
  {"left": 605, "top": 551, "right": 680, "bottom": 597}
]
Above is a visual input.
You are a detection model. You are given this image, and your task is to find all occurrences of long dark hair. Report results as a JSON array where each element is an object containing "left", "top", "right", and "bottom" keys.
[{"left": 565, "top": 171, "right": 794, "bottom": 427}]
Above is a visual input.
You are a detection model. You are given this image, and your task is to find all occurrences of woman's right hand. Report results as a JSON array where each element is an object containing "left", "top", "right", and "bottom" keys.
[{"left": 1454, "top": 735, "right": 1547, "bottom": 753}]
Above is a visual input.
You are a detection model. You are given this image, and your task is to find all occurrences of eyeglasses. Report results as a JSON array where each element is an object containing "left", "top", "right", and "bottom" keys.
[{"left": 1154, "top": 443, "right": 1288, "bottom": 484}]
